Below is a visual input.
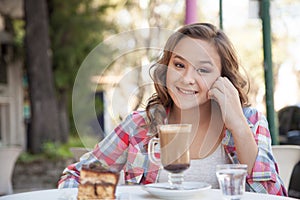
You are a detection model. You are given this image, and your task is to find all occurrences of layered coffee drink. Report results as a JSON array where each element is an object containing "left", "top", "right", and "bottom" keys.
[{"left": 158, "top": 124, "right": 191, "bottom": 174}]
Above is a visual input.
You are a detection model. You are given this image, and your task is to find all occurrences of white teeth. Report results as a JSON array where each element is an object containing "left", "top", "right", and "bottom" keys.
[{"left": 178, "top": 88, "right": 196, "bottom": 95}]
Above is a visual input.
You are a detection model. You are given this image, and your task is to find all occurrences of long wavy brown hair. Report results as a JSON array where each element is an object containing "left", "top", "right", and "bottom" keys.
[{"left": 145, "top": 23, "right": 249, "bottom": 135}]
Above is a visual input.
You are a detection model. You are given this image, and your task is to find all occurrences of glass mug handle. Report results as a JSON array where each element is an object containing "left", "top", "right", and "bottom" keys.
[{"left": 148, "top": 137, "right": 160, "bottom": 165}]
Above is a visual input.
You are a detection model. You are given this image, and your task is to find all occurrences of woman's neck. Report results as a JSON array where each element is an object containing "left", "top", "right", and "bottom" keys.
[
  {"left": 168, "top": 101, "right": 212, "bottom": 127},
  {"left": 168, "top": 101, "right": 225, "bottom": 159}
]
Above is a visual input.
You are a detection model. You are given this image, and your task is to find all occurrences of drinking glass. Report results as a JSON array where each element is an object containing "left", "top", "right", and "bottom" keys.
[
  {"left": 148, "top": 124, "right": 192, "bottom": 189},
  {"left": 216, "top": 164, "right": 248, "bottom": 200}
]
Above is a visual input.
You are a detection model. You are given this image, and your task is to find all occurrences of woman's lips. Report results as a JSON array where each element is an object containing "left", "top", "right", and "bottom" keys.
[{"left": 176, "top": 87, "right": 198, "bottom": 95}]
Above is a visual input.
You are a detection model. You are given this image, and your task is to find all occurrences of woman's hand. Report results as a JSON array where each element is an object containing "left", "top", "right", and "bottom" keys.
[{"left": 207, "top": 76, "right": 246, "bottom": 132}]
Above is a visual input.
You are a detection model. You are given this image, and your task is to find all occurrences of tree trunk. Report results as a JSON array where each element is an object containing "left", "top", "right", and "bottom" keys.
[{"left": 24, "top": 0, "right": 61, "bottom": 153}]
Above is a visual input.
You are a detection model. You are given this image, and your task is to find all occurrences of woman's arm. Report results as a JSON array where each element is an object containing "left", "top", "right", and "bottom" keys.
[
  {"left": 57, "top": 114, "right": 134, "bottom": 188},
  {"left": 208, "top": 77, "right": 258, "bottom": 173},
  {"left": 209, "top": 77, "right": 287, "bottom": 196},
  {"left": 245, "top": 109, "right": 287, "bottom": 196}
]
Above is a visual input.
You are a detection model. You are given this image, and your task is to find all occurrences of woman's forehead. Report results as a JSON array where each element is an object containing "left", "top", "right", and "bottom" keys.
[{"left": 171, "top": 37, "right": 221, "bottom": 68}]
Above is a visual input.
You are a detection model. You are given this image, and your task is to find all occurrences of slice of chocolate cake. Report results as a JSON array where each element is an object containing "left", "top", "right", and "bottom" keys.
[{"left": 77, "top": 163, "right": 120, "bottom": 200}]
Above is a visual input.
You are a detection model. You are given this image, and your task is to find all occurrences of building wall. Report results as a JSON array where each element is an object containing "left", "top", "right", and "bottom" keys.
[{"left": 0, "top": 60, "right": 25, "bottom": 148}]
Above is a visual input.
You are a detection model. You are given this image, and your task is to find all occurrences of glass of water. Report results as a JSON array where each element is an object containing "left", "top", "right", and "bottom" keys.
[{"left": 216, "top": 164, "right": 248, "bottom": 200}]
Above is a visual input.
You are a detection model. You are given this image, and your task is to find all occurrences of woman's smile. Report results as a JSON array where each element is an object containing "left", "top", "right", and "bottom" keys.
[{"left": 176, "top": 86, "right": 199, "bottom": 95}]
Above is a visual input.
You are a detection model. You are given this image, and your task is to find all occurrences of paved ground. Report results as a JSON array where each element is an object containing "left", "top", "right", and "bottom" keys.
[{"left": 12, "top": 158, "right": 74, "bottom": 194}]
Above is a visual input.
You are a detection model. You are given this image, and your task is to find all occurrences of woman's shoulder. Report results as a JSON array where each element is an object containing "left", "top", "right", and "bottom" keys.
[
  {"left": 243, "top": 106, "right": 260, "bottom": 116},
  {"left": 125, "top": 109, "right": 149, "bottom": 126},
  {"left": 242, "top": 106, "right": 267, "bottom": 125}
]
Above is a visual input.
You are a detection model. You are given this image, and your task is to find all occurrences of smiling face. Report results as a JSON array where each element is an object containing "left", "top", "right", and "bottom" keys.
[{"left": 166, "top": 37, "right": 221, "bottom": 110}]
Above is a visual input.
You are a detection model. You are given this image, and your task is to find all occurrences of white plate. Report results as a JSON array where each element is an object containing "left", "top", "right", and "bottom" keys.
[{"left": 143, "top": 182, "right": 211, "bottom": 200}]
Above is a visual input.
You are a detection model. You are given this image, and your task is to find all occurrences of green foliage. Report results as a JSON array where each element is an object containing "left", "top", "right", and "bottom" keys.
[
  {"left": 95, "top": 93, "right": 104, "bottom": 116},
  {"left": 48, "top": 0, "right": 119, "bottom": 137},
  {"left": 17, "top": 151, "right": 44, "bottom": 163},
  {"left": 49, "top": 0, "right": 117, "bottom": 90},
  {"left": 18, "top": 135, "right": 84, "bottom": 162},
  {"left": 12, "top": 19, "right": 25, "bottom": 50},
  {"left": 42, "top": 142, "right": 61, "bottom": 159}
]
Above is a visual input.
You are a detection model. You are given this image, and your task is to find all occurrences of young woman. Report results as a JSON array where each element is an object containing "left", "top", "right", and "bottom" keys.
[{"left": 58, "top": 23, "right": 287, "bottom": 196}]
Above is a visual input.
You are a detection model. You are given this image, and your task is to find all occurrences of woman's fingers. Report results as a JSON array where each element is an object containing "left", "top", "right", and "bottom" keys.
[
  {"left": 212, "top": 77, "right": 236, "bottom": 93},
  {"left": 208, "top": 76, "right": 243, "bottom": 126}
]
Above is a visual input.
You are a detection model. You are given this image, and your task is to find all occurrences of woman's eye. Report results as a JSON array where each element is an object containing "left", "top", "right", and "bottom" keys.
[
  {"left": 174, "top": 62, "right": 185, "bottom": 68},
  {"left": 196, "top": 68, "right": 209, "bottom": 74}
]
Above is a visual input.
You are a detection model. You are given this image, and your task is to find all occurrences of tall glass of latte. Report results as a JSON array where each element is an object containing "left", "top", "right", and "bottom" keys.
[{"left": 148, "top": 124, "right": 192, "bottom": 189}]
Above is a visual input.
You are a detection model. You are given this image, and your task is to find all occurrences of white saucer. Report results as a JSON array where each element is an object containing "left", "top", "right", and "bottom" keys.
[{"left": 143, "top": 182, "right": 211, "bottom": 200}]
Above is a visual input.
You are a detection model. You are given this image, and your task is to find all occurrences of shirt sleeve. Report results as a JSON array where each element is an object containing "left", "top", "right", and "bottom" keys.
[
  {"left": 245, "top": 108, "right": 287, "bottom": 196},
  {"left": 57, "top": 113, "right": 133, "bottom": 188}
]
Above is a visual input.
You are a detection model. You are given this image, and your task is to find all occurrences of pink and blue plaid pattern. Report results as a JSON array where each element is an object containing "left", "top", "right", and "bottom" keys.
[{"left": 58, "top": 107, "right": 287, "bottom": 196}]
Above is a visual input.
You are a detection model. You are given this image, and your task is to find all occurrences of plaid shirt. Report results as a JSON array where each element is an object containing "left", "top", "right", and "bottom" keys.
[{"left": 58, "top": 107, "right": 287, "bottom": 196}]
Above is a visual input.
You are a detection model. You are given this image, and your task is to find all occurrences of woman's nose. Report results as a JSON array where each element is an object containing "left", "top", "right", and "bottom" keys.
[{"left": 182, "top": 66, "right": 196, "bottom": 85}]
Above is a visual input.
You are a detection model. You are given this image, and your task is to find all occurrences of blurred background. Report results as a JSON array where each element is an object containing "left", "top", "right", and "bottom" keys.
[{"left": 0, "top": 0, "right": 299, "bottom": 196}]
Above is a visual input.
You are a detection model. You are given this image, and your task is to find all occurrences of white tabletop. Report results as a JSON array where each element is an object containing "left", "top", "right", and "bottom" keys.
[{"left": 0, "top": 186, "right": 297, "bottom": 200}]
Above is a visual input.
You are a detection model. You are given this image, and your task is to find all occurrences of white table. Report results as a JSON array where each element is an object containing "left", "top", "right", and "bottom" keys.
[{"left": 0, "top": 186, "right": 297, "bottom": 200}]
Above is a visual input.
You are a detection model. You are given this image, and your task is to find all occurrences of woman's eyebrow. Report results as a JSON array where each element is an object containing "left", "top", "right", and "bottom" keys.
[
  {"left": 197, "top": 60, "right": 213, "bottom": 66},
  {"left": 173, "top": 54, "right": 186, "bottom": 61},
  {"left": 173, "top": 54, "right": 213, "bottom": 66}
]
